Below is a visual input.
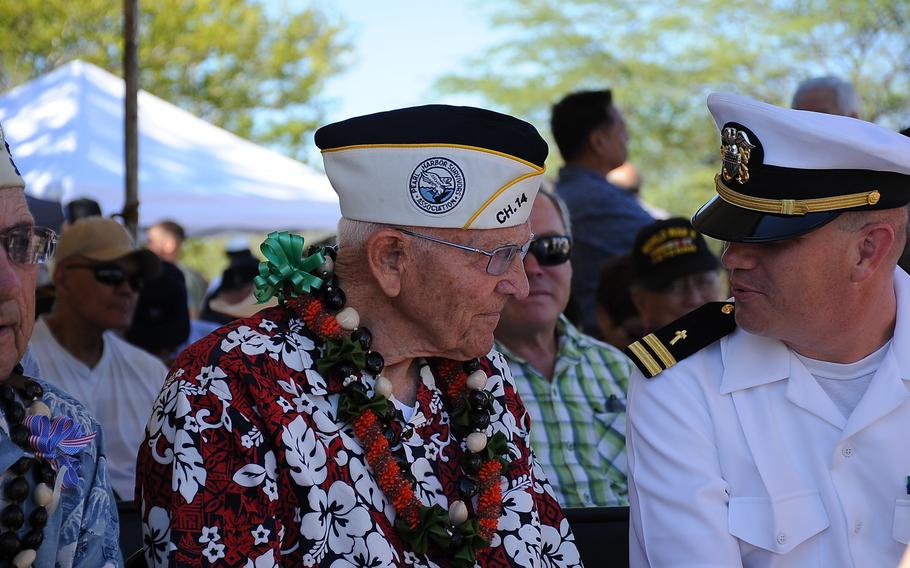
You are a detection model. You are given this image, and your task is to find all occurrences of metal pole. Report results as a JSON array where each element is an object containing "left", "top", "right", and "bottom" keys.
[{"left": 123, "top": 0, "right": 139, "bottom": 239}]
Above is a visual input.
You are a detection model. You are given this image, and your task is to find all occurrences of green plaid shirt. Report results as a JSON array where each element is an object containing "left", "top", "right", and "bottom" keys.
[{"left": 496, "top": 316, "right": 632, "bottom": 507}]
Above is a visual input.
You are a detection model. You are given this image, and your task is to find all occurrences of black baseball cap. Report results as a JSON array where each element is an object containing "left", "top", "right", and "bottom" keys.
[{"left": 632, "top": 217, "right": 719, "bottom": 290}]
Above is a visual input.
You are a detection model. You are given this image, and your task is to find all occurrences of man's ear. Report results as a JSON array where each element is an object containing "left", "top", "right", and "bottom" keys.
[
  {"left": 364, "top": 228, "right": 409, "bottom": 298},
  {"left": 852, "top": 222, "right": 897, "bottom": 282}
]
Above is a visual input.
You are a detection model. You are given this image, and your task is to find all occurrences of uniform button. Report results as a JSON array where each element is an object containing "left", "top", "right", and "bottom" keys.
[
  {"left": 854, "top": 521, "right": 863, "bottom": 533},
  {"left": 776, "top": 533, "right": 787, "bottom": 545},
  {"left": 842, "top": 447, "right": 854, "bottom": 458}
]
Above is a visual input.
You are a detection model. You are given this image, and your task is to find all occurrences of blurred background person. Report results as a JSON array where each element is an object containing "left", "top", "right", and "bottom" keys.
[
  {"left": 126, "top": 259, "right": 191, "bottom": 365},
  {"left": 596, "top": 252, "right": 645, "bottom": 349},
  {"left": 629, "top": 217, "right": 722, "bottom": 332},
  {"left": 791, "top": 75, "right": 860, "bottom": 118},
  {"left": 199, "top": 250, "right": 260, "bottom": 324},
  {"left": 146, "top": 219, "right": 208, "bottom": 318},
  {"left": 28, "top": 217, "right": 168, "bottom": 500},
  {"left": 495, "top": 190, "right": 631, "bottom": 508},
  {"left": 607, "top": 161, "right": 669, "bottom": 219},
  {"left": 552, "top": 89, "right": 653, "bottom": 336}
]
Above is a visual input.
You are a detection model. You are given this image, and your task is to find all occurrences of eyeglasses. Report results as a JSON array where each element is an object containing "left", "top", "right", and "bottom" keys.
[
  {"left": 67, "top": 264, "right": 145, "bottom": 292},
  {"left": 0, "top": 226, "right": 57, "bottom": 265},
  {"left": 396, "top": 228, "right": 534, "bottom": 276},
  {"left": 528, "top": 235, "right": 572, "bottom": 266}
]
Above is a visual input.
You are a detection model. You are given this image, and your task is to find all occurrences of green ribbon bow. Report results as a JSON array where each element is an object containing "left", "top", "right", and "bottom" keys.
[
  {"left": 337, "top": 383, "right": 389, "bottom": 423},
  {"left": 316, "top": 337, "right": 366, "bottom": 376},
  {"left": 394, "top": 504, "right": 451, "bottom": 555},
  {"left": 450, "top": 518, "right": 490, "bottom": 568},
  {"left": 253, "top": 231, "right": 326, "bottom": 304}
]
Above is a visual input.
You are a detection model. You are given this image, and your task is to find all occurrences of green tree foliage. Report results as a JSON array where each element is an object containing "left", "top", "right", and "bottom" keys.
[
  {"left": 0, "top": 0, "right": 350, "bottom": 161},
  {"left": 438, "top": 0, "right": 910, "bottom": 215}
]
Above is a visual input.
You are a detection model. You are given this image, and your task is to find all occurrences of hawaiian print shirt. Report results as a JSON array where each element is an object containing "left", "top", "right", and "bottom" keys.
[{"left": 136, "top": 300, "right": 582, "bottom": 567}]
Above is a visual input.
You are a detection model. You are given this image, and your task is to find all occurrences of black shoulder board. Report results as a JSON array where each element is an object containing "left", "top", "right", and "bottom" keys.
[{"left": 623, "top": 301, "right": 737, "bottom": 378}]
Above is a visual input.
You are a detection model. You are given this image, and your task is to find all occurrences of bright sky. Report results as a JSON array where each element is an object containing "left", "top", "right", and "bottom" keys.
[{"left": 315, "top": 0, "right": 506, "bottom": 124}]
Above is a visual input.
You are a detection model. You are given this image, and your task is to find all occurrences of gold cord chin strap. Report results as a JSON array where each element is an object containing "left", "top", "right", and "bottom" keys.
[{"left": 714, "top": 175, "right": 880, "bottom": 216}]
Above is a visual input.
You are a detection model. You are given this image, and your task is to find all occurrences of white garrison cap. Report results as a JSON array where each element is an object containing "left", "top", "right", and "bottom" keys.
[
  {"left": 0, "top": 123, "right": 25, "bottom": 191},
  {"left": 315, "top": 105, "right": 548, "bottom": 230},
  {"left": 693, "top": 92, "right": 910, "bottom": 242}
]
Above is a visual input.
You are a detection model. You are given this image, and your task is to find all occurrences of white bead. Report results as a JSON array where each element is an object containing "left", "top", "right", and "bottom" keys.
[
  {"left": 335, "top": 307, "right": 360, "bottom": 331},
  {"left": 33, "top": 483, "right": 53, "bottom": 507},
  {"left": 448, "top": 500, "right": 469, "bottom": 525},
  {"left": 466, "top": 370, "right": 487, "bottom": 391},
  {"left": 12, "top": 548, "right": 36, "bottom": 568},
  {"left": 466, "top": 432, "right": 487, "bottom": 453},
  {"left": 319, "top": 256, "right": 335, "bottom": 275},
  {"left": 26, "top": 401, "right": 51, "bottom": 417},
  {"left": 374, "top": 375, "right": 393, "bottom": 399}
]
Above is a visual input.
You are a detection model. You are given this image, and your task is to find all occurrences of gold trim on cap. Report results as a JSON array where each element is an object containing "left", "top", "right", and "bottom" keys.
[
  {"left": 715, "top": 175, "right": 880, "bottom": 216},
  {"left": 643, "top": 333, "right": 677, "bottom": 369},
  {"left": 627, "top": 341, "right": 662, "bottom": 377}
]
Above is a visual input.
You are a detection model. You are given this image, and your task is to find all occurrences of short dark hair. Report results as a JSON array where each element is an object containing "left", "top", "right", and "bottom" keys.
[
  {"left": 550, "top": 89, "right": 614, "bottom": 161},
  {"left": 152, "top": 220, "right": 186, "bottom": 243}
]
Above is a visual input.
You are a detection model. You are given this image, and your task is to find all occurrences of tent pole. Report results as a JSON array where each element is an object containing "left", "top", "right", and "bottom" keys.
[{"left": 123, "top": 0, "right": 140, "bottom": 239}]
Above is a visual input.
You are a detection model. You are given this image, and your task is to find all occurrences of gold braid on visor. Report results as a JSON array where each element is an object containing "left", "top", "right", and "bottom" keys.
[{"left": 714, "top": 175, "right": 881, "bottom": 216}]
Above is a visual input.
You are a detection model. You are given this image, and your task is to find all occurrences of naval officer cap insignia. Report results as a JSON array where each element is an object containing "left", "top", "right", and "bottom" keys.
[
  {"left": 692, "top": 93, "right": 910, "bottom": 243},
  {"left": 624, "top": 301, "right": 736, "bottom": 378},
  {"left": 314, "top": 105, "right": 548, "bottom": 229}
]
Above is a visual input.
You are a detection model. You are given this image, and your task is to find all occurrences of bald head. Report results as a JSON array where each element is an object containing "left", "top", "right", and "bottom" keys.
[{"left": 791, "top": 76, "right": 860, "bottom": 118}]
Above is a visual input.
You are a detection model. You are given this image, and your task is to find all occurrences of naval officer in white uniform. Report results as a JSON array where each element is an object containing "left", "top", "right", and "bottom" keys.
[{"left": 624, "top": 92, "right": 910, "bottom": 567}]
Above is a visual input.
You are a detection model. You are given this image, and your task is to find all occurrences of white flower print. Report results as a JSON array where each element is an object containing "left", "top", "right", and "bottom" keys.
[
  {"left": 196, "top": 366, "right": 228, "bottom": 392},
  {"left": 172, "top": 428, "right": 206, "bottom": 504},
  {"left": 277, "top": 397, "right": 294, "bottom": 413},
  {"left": 241, "top": 427, "right": 263, "bottom": 448},
  {"left": 283, "top": 416, "right": 328, "bottom": 487},
  {"left": 498, "top": 476, "right": 534, "bottom": 532},
  {"left": 143, "top": 506, "right": 173, "bottom": 567},
  {"left": 300, "top": 481, "right": 372, "bottom": 562},
  {"left": 410, "top": 457, "right": 445, "bottom": 507},
  {"left": 199, "top": 525, "right": 220, "bottom": 543},
  {"left": 251, "top": 524, "right": 271, "bottom": 546},
  {"left": 183, "top": 415, "right": 199, "bottom": 433},
  {"left": 503, "top": 522, "right": 543, "bottom": 568},
  {"left": 233, "top": 451, "right": 280, "bottom": 502},
  {"left": 540, "top": 518, "right": 582, "bottom": 568},
  {"left": 244, "top": 549, "right": 279, "bottom": 568},
  {"left": 328, "top": 531, "right": 397, "bottom": 568},
  {"left": 348, "top": 454, "right": 389, "bottom": 516},
  {"left": 203, "top": 540, "right": 226, "bottom": 563},
  {"left": 259, "top": 319, "right": 278, "bottom": 332}
]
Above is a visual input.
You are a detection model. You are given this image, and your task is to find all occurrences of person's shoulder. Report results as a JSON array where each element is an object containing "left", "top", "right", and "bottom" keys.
[
  {"left": 623, "top": 301, "right": 737, "bottom": 380},
  {"left": 105, "top": 331, "right": 169, "bottom": 372}
]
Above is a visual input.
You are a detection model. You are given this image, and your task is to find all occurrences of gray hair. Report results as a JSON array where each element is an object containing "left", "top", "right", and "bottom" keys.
[
  {"left": 537, "top": 183, "right": 573, "bottom": 238},
  {"left": 336, "top": 218, "right": 385, "bottom": 251},
  {"left": 791, "top": 76, "right": 860, "bottom": 117}
]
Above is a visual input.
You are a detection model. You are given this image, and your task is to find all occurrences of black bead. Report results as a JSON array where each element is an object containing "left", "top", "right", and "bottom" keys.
[
  {"left": 468, "top": 390, "right": 488, "bottom": 411},
  {"left": 351, "top": 328, "right": 372, "bottom": 351},
  {"left": 3, "top": 478, "right": 28, "bottom": 503},
  {"left": 364, "top": 351, "right": 384, "bottom": 376},
  {"left": 462, "top": 358, "right": 481, "bottom": 374},
  {"left": 0, "top": 385, "right": 14, "bottom": 405},
  {"left": 344, "top": 380, "right": 367, "bottom": 398},
  {"left": 383, "top": 427, "right": 399, "bottom": 446},
  {"left": 0, "top": 506, "right": 22, "bottom": 530},
  {"left": 0, "top": 531, "right": 20, "bottom": 557},
  {"left": 449, "top": 530, "right": 465, "bottom": 549},
  {"left": 457, "top": 476, "right": 478, "bottom": 498},
  {"left": 22, "top": 529, "right": 42, "bottom": 550},
  {"left": 8, "top": 458, "right": 32, "bottom": 477},
  {"left": 324, "top": 288, "right": 346, "bottom": 311},
  {"left": 462, "top": 452, "right": 483, "bottom": 476},
  {"left": 323, "top": 246, "right": 337, "bottom": 260},
  {"left": 472, "top": 409, "right": 491, "bottom": 431},
  {"left": 6, "top": 404, "right": 24, "bottom": 425},
  {"left": 22, "top": 381, "right": 43, "bottom": 401},
  {"left": 335, "top": 362, "right": 357, "bottom": 381},
  {"left": 28, "top": 507, "right": 47, "bottom": 529},
  {"left": 321, "top": 284, "right": 336, "bottom": 297},
  {"left": 34, "top": 462, "right": 55, "bottom": 485}
]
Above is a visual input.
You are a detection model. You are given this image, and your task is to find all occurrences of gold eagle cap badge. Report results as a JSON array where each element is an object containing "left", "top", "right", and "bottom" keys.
[{"left": 721, "top": 127, "right": 756, "bottom": 184}]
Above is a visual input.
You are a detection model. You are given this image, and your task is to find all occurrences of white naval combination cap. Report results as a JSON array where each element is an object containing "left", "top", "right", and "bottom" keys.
[
  {"left": 692, "top": 92, "right": 910, "bottom": 243},
  {"left": 314, "top": 105, "right": 548, "bottom": 230}
]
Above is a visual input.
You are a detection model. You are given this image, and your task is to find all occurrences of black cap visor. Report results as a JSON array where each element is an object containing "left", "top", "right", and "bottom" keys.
[{"left": 692, "top": 195, "right": 840, "bottom": 244}]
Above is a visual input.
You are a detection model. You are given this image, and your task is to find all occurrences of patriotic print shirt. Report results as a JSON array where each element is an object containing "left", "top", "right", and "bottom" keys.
[{"left": 136, "top": 300, "right": 582, "bottom": 567}]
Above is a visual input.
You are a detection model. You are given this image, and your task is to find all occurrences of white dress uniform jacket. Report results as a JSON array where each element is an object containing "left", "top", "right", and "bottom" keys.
[{"left": 628, "top": 268, "right": 910, "bottom": 567}]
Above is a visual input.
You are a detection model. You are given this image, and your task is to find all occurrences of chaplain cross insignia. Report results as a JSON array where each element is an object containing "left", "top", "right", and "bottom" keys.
[{"left": 670, "top": 330, "right": 687, "bottom": 346}]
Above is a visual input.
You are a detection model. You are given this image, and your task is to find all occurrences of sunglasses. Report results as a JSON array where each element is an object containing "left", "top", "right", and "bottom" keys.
[
  {"left": 67, "top": 264, "right": 145, "bottom": 292},
  {"left": 528, "top": 235, "right": 572, "bottom": 266},
  {"left": 396, "top": 228, "right": 534, "bottom": 276},
  {"left": 0, "top": 225, "right": 57, "bottom": 265}
]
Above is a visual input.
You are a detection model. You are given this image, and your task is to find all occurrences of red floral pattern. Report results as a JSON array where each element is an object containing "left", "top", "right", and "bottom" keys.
[{"left": 136, "top": 300, "right": 582, "bottom": 567}]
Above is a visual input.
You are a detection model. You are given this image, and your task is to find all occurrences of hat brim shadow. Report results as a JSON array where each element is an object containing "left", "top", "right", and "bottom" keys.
[{"left": 692, "top": 195, "right": 840, "bottom": 243}]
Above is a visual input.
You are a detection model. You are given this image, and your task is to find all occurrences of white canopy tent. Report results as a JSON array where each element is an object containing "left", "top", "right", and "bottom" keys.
[{"left": 0, "top": 60, "right": 340, "bottom": 235}]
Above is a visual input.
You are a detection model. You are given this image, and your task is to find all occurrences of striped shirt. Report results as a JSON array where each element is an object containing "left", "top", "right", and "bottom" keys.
[{"left": 496, "top": 316, "right": 632, "bottom": 507}]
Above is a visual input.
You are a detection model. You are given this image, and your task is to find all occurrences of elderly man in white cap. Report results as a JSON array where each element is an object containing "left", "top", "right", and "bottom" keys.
[
  {"left": 624, "top": 94, "right": 910, "bottom": 567},
  {"left": 137, "top": 106, "right": 581, "bottom": 567},
  {"left": 0, "top": 126, "right": 121, "bottom": 566}
]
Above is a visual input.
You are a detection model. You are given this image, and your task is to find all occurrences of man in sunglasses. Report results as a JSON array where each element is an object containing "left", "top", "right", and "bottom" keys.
[
  {"left": 0, "top": 125, "right": 121, "bottom": 565},
  {"left": 495, "top": 190, "right": 632, "bottom": 508},
  {"left": 29, "top": 216, "right": 168, "bottom": 500}
]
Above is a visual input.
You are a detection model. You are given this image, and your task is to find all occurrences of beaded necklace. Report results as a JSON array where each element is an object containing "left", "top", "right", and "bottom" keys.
[{"left": 255, "top": 233, "right": 509, "bottom": 568}]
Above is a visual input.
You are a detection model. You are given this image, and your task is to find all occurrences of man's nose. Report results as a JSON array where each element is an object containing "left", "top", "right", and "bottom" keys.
[
  {"left": 721, "top": 242, "right": 758, "bottom": 271},
  {"left": 497, "top": 254, "right": 530, "bottom": 299}
]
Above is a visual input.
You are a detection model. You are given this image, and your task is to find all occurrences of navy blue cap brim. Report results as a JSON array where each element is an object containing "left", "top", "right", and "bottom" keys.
[{"left": 692, "top": 195, "right": 840, "bottom": 243}]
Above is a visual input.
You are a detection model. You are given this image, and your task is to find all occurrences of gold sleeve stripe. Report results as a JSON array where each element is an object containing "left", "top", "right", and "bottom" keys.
[
  {"left": 627, "top": 341, "right": 662, "bottom": 377},
  {"left": 715, "top": 175, "right": 880, "bottom": 216},
  {"left": 642, "top": 333, "right": 677, "bottom": 368}
]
